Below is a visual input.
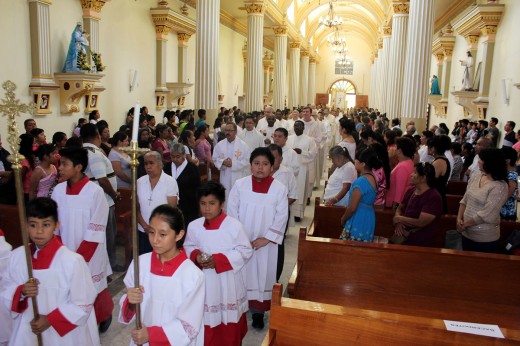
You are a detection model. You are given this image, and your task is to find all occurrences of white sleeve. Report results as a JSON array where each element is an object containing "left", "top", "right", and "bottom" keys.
[
  {"left": 220, "top": 222, "right": 253, "bottom": 273},
  {"left": 287, "top": 173, "right": 298, "bottom": 200},
  {"left": 265, "top": 185, "right": 289, "bottom": 245},
  {"left": 227, "top": 182, "right": 240, "bottom": 220},
  {"left": 86, "top": 187, "right": 109, "bottom": 244},
  {"left": 212, "top": 143, "right": 224, "bottom": 170},
  {"left": 167, "top": 177, "right": 179, "bottom": 198}
]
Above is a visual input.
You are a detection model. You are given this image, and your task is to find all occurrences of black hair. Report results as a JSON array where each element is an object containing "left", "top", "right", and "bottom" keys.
[
  {"left": 155, "top": 123, "right": 168, "bottom": 138},
  {"left": 501, "top": 146, "right": 518, "bottom": 168},
  {"left": 198, "top": 109, "right": 206, "bottom": 117},
  {"left": 478, "top": 148, "right": 507, "bottom": 182},
  {"left": 35, "top": 143, "right": 56, "bottom": 161},
  {"left": 427, "top": 135, "right": 451, "bottom": 155},
  {"left": 490, "top": 117, "right": 498, "bottom": 124},
  {"left": 30, "top": 128, "right": 44, "bottom": 138},
  {"left": 80, "top": 123, "right": 99, "bottom": 142},
  {"left": 65, "top": 136, "right": 83, "bottom": 149},
  {"left": 339, "top": 118, "right": 356, "bottom": 135},
  {"left": 89, "top": 110, "right": 98, "bottom": 121},
  {"left": 384, "top": 129, "right": 397, "bottom": 145},
  {"left": 198, "top": 181, "right": 226, "bottom": 204},
  {"left": 149, "top": 204, "right": 185, "bottom": 247},
  {"left": 19, "top": 133, "right": 35, "bottom": 168},
  {"left": 194, "top": 124, "right": 208, "bottom": 138},
  {"left": 179, "top": 129, "right": 193, "bottom": 145},
  {"left": 26, "top": 197, "right": 58, "bottom": 222},
  {"left": 329, "top": 145, "right": 353, "bottom": 163},
  {"left": 110, "top": 130, "right": 128, "bottom": 147},
  {"left": 268, "top": 144, "right": 282, "bottom": 156},
  {"left": 360, "top": 129, "right": 387, "bottom": 148},
  {"left": 415, "top": 162, "right": 437, "bottom": 188},
  {"left": 274, "top": 127, "right": 288, "bottom": 138},
  {"left": 59, "top": 147, "right": 88, "bottom": 173},
  {"left": 24, "top": 118, "right": 35, "bottom": 128},
  {"left": 250, "top": 147, "right": 275, "bottom": 165},
  {"left": 146, "top": 114, "right": 155, "bottom": 122},
  {"left": 369, "top": 142, "right": 390, "bottom": 189},
  {"left": 52, "top": 132, "right": 67, "bottom": 146},
  {"left": 422, "top": 130, "right": 434, "bottom": 139},
  {"left": 96, "top": 121, "right": 109, "bottom": 137},
  {"left": 450, "top": 142, "right": 462, "bottom": 155},
  {"left": 355, "top": 147, "right": 382, "bottom": 170},
  {"left": 395, "top": 137, "right": 416, "bottom": 159},
  {"left": 478, "top": 120, "right": 488, "bottom": 128},
  {"left": 507, "top": 121, "right": 516, "bottom": 130}
]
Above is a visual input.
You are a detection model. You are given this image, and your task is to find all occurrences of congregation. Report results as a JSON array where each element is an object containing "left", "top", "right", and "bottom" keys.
[{"left": 0, "top": 103, "right": 519, "bottom": 346}]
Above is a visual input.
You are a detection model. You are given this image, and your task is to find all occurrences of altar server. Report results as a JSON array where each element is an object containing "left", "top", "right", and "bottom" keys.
[
  {"left": 184, "top": 181, "right": 253, "bottom": 345},
  {"left": 51, "top": 147, "right": 113, "bottom": 331},
  {"left": 0, "top": 229, "right": 12, "bottom": 346},
  {"left": 227, "top": 148, "right": 288, "bottom": 330},
  {"left": 1, "top": 198, "right": 99, "bottom": 346},
  {"left": 119, "top": 205, "right": 205, "bottom": 346}
]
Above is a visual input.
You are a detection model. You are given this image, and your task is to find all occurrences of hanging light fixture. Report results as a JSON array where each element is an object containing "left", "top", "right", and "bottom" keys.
[
  {"left": 319, "top": 1, "right": 343, "bottom": 28},
  {"left": 327, "top": 26, "right": 346, "bottom": 48}
]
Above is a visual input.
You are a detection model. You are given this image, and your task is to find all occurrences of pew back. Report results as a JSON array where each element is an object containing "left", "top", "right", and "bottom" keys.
[{"left": 0, "top": 204, "right": 22, "bottom": 248}]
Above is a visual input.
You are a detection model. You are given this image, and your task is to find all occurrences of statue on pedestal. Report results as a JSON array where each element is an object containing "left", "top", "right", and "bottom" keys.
[
  {"left": 459, "top": 51, "right": 473, "bottom": 91},
  {"left": 430, "top": 75, "right": 441, "bottom": 95},
  {"left": 62, "top": 23, "right": 90, "bottom": 72}
]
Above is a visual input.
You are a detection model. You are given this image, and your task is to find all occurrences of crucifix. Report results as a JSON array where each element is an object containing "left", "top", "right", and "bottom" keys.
[{"left": 0, "top": 80, "right": 42, "bottom": 346}]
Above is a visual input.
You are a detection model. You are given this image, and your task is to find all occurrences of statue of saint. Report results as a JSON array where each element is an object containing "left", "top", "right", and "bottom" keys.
[
  {"left": 430, "top": 75, "right": 441, "bottom": 95},
  {"left": 459, "top": 51, "right": 473, "bottom": 91},
  {"left": 62, "top": 23, "right": 90, "bottom": 72}
]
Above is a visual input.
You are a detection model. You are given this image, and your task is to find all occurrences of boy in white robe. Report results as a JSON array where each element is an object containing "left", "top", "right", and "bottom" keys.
[
  {"left": 1, "top": 198, "right": 99, "bottom": 346},
  {"left": 228, "top": 147, "right": 288, "bottom": 330},
  {"left": 50, "top": 147, "right": 113, "bottom": 331},
  {"left": 0, "top": 229, "right": 13, "bottom": 346},
  {"left": 184, "top": 181, "right": 253, "bottom": 345},
  {"left": 120, "top": 205, "right": 205, "bottom": 346}
]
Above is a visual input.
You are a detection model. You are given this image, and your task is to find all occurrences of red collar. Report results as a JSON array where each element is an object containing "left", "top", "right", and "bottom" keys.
[
  {"left": 0, "top": 229, "right": 3, "bottom": 237},
  {"left": 204, "top": 212, "right": 227, "bottom": 230},
  {"left": 30, "top": 237, "right": 63, "bottom": 270},
  {"left": 150, "top": 249, "right": 187, "bottom": 276},
  {"left": 66, "top": 176, "right": 90, "bottom": 195},
  {"left": 252, "top": 175, "right": 274, "bottom": 194}
]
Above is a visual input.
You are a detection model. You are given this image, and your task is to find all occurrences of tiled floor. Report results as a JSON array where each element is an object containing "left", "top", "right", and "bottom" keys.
[{"left": 100, "top": 180, "right": 325, "bottom": 346}]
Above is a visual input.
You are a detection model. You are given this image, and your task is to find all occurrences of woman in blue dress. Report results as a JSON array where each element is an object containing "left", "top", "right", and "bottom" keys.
[{"left": 339, "top": 147, "right": 379, "bottom": 242}]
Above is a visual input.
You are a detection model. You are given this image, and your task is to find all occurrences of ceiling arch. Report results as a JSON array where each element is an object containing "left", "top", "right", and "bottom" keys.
[
  {"left": 306, "top": 11, "right": 379, "bottom": 44},
  {"left": 313, "top": 25, "right": 374, "bottom": 50}
]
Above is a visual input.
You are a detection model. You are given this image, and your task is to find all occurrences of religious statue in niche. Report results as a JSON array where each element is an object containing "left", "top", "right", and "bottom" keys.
[
  {"left": 430, "top": 75, "right": 441, "bottom": 95},
  {"left": 40, "top": 94, "right": 49, "bottom": 109},
  {"left": 63, "top": 23, "right": 90, "bottom": 72},
  {"left": 459, "top": 51, "right": 474, "bottom": 91}
]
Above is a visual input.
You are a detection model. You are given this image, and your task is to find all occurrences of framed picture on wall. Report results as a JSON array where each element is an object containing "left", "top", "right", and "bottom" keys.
[{"left": 33, "top": 92, "right": 51, "bottom": 114}]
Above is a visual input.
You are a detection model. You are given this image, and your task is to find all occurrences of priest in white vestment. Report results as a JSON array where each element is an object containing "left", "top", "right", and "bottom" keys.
[
  {"left": 212, "top": 123, "right": 251, "bottom": 205},
  {"left": 301, "top": 107, "right": 323, "bottom": 188},
  {"left": 238, "top": 116, "right": 264, "bottom": 151},
  {"left": 0, "top": 230, "right": 12, "bottom": 345}
]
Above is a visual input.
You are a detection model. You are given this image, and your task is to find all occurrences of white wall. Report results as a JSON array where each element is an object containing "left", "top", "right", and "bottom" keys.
[{"left": 218, "top": 24, "right": 246, "bottom": 109}]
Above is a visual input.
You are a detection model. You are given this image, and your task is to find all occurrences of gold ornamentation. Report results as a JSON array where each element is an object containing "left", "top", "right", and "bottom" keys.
[
  {"left": 245, "top": 3, "right": 265, "bottom": 15},
  {"left": 289, "top": 42, "right": 301, "bottom": 49},
  {"left": 309, "top": 57, "right": 316, "bottom": 64},
  {"left": 301, "top": 51, "right": 310, "bottom": 57},
  {"left": 443, "top": 49, "right": 453, "bottom": 57},
  {"left": 383, "top": 27, "right": 392, "bottom": 36},
  {"left": 377, "top": 41, "right": 383, "bottom": 49},
  {"left": 181, "top": 3, "right": 189, "bottom": 16},
  {"left": 273, "top": 26, "right": 288, "bottom": 36},
  {"left": 465, "top": 35, "right": 479, "bottom": 44},
  {"left": 392, "top": 3, "right": 409, "bottom": 15},
  {"left": 481, "top": 25, "right": 497, "bottom": 35},
  {"left": 80, "top": 0, "right": 107, "bottom": 13},
  {"left": 177, "top": 33, "right": 192, "bottom": 42},
  {"left": 436, "top": 53, "right": 444, "bottom": 62},
  {"left": 158, "top": 1, "right": 168, "bottom": 7},
  {"left": 156, "top": 25, "right": 171, "bottom": 35}
]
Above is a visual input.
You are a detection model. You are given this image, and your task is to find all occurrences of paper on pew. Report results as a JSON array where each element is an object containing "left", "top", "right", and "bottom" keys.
[{"left": 444, "top": 320, "right": 504, "bottom": 339}]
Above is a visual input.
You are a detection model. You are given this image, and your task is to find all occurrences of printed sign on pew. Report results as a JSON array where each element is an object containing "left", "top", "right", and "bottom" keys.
[{"left": 444, "top": 320, "right": 505, "bottom": 339}]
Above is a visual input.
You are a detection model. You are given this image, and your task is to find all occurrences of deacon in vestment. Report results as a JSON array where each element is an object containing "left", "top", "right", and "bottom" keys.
[
  {"left": 1, "top": 198, "right": 99, "bottom": 346},
  {"left": 184, "top": 181, "right": 253, "bottom": 345},
  {"left": 51, "top": 147, "right": 113, "bottom": 328},
  {"left": 301, "top": 107, "right": 323, "bottom": 189},
  {"left": 227, "top": 148, "right": 288, "bottom": 330},
  {"left": 120, "top": 205, "right": 205, "bottom": 346},
  {"left": 0, "top": 229, "right": 12, "bottom": 346},
  {"left": 212, "top": 123, "right": 251, "bottom": 205},
  {"left": 287, "top": 120, "right": 318, "bottom": 220},
  {"left": 238, "top": 116, "right": 264, "bottom": 152}
]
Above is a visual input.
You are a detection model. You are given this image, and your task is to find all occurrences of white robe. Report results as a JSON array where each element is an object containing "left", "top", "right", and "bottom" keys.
[
  {"left": 303, "top": 119, "right": 324, "bottom": 188},
  {"left": 212, "top": 138, "right": 251, "bottom": 205},
  {"left": 51, "top": 181, "right": 111, "bottom": 294},
  {"left": 238, "top": 129, "right": 264, "bottom": 152},
  {"left": 256, "top": 118, "right": 281, "bottom": 131},
  {"left": 119, "top": 251, "right": 205, "bottom": 346},
  {"left": 281, "top": 145, "right": 300, "bottom": 177},
  {"left": 287, "top": 134, "right": 317, "bottom": 217},
  {"left": 227, "top": 176, "right": 288, "bottom": 302},
  {"left": 1, "top": 242, "right": 99, "bottom": 346},
  {"left": 272, "top": 166, "right": 298, "bottom": 201},
  {"left": 0, "top": 232, "right": 12, "bottom": 345},
  {"left": 184, "top": 215, "right": 252, "bottom": 327}
]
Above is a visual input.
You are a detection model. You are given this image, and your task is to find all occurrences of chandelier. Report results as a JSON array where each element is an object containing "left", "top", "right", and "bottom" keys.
[
  {"left": 319, "top": 1, "right": 343, "bottom": 28},
  {"left": 327, "top": 27, "right": 346, "bottom": 48}
]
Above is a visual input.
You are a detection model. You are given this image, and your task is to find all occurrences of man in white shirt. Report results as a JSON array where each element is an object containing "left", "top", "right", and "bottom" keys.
[
  {"left": 239, "top": 116, "right": 265, "bottom": 151},
  {"left": 286, "top": 110, "right": 300, "bottom": 136}
]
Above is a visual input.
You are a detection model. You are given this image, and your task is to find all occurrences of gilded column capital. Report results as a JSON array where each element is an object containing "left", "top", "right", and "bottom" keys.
[
  {"left": 177, "top": 33, "right": 191, "bottom": 46},
  {"left": 443, "top": 49, "right": 453, "bottom": 57},
  {"left": 465, "top": 34, "right": 480, "bottom": 45},
  {"left": 383, "top": 26, "right": 392, "bottom": 37},
  {"left": 481, "top": 25, "right": 497, "bottom": 36},
  {"left": 309, "top": 57, "right": 316, "bottom": 64},
  {"left": 244, "top": 1, "right": 266, "bottom": 15},
  {"left": 436, "top": 53, "right": 444, "bottom": 63},
  {"left": 289, "top": 42, "right": 301, "bottom": 49},
  {"left": 377, "top": 41, "right": 383, "bottom": 50},
  {"left": 29, "top": 0, "right": 53, "bottom": 4},
  {"left": 301, "top": 51, "right": 310, "bottom": 58},
  {"left": 81, "top": 0, "right": 108, "bottom": 17},
  {"left": 272, "top": 26, "right": 288, "bottom": 36},
  {"left": 392, "top": 1, "right": 410, "bottom": 15},
  {"left": 155, "top": 25, "right": 171, "bottom": 40}
]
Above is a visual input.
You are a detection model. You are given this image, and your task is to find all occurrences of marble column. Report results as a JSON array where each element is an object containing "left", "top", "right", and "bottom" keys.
[
  {"left": 299, "top": 51, "right": 310, "bottom": 107},
  {"left": 272, "top": 26, "right": 288, "bottom": 111},
  {"left": 242, "top": 41, "right": 247, "bottom": 96},
  {"left": 81, "top": 0, "right": 108, "bottom": 59},
  {"left": 400, "top": 0, "right": 435, "bottom": 130},
  {"left": 245, "top": 1, "right": 265, "bottom": 112},
  {"left": 177, "top": 33, "right": 191, "bottom": 83},
  {"left": 263, "top": 52, "right": 271, "bottom": 96},
  {"left": 288, "top": 42, "right": 301, "bottom": 109},
  {"left": 308, "top": 57, "right": 317, "bottom": 106},
  {"left": 476, "top": 26, "right": 498, "bottom": 101},
  {"left": 440, "top": 50, "right": 453, "bottom": 101},
  {"left": 372, "top": 55, "right": 379, "bottom": 108},
  {"left": 387, "top": 0, "right": 409, "bottom": 119},
  {"left": 375, "top": 40, "right": 383, "bottom": 110},
  {"left": 195, "top": 0, "right": 220, "bottom": 123},
  {"left": 28, "top": 0, "right": 55, "bottom": 87},
  {"left": 380, "top": 25, "right": 392, "bottom": 112},
  {"left": 155, "top": 26, "right": 170, "bottom": 90}
]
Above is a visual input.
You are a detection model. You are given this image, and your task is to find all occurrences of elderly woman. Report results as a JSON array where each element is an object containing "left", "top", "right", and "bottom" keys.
[
  {"left": 457, "top": 148, "right": 509, "bottom": 253},
  {"left": 323, "top": 146, "right": 356, "bottom": 206},
  {"left": 170, "top": 144, "right": 201, "bottom": 225},
  {"left": 137, "top": 151, "right": 179, "bottom": 255},
  {"left": 392, "top": 162, "right": 443, "bottom": 246}
]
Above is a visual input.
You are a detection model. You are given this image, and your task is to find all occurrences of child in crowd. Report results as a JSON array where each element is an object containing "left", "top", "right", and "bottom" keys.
[
  {"left": 0, "top": 229, "right": 12, "bottom": 346},
  {"left": 73, "top": 118, "right": 87, "bottom": 137},
  {"left": 184, "top": 181, "right": 253, "bottom": 345},
  {"left": 0, "top": 198, "right": 99, "bottom": 345},
  {"left": 227, "top": 147, "right": 288, "bottom": 330},
  {"left": 120, "top": 204, "right": 205, "bottom": 346},
  {"left": 29, "top": 144, "right": 58, "bottom": 199},
  {"left": 50, "top": 147, "right": 113, "bottom": 333}
]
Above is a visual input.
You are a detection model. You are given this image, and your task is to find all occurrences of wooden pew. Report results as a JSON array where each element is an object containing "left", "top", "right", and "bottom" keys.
[
  {"left": 0, "top": 204, "right": 23, "bottom": 248},
  {"left": 278, "top": 229, "right": 520, "bottom": 344},
  {"left": 266, "top": 283, "right": 520, "bottom": 345},
  {"left": 446, "top": 193, "right": 463, "bottom": 215},
  {"left": 446, "top": 180, "right": 467, "bottom": 195}
]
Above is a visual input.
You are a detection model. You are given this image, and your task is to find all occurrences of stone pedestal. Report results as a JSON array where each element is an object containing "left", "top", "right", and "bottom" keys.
[
  {"left": 54, "top": 72, "right": 105, "bottom": 114},
  {"left": 451, "top": 91, "right": 479, "bottom": 118}
]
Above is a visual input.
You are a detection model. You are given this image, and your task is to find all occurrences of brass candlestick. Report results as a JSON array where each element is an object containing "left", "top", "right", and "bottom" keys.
[
  {"left": 121, "top": 141, "right": 149, "bottom": 334},
  {"left": 0, "top": 81, "right": 41, "bottom": 345}
]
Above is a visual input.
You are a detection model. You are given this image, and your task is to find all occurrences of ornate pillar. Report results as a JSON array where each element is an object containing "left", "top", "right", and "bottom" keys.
[
  {"left": 375, "top": 39, "right": 383, "bottom": 110},
  {"left": 475, "top": 25, "right": 498, "bottom": 102},
  {"left": 263, "top": 52, "right": 271, "bottom": 97},
  {"left": 288, "top": 42, "right": 301, "bottom": 109},
  {"left": 81, "top": 0, "right": 108, "bottom": 56},
  {"left": 195, "top": 0, "right": 220, "bottom": 123},
  {"left": 154, "top": 25, "right": 170, "bottom": 91},
  {"left": 242, "top": 41, "right": 247, "bottom": 96},
  {"left": 400, "top": 0, "right": 435, "bottom": 130},
  {"left": 299, "top": 51, "right": 310, "bottom": 107},
  {"left": 387, "top": 0, "right": 409, "bottom": 119},
  {"left": 269, "top": 65, "right": 274, "bottom": 95},
  {"left": 380, "top": 25, "right": 392, "bottom": 112},
  {"left": 272, "top": 26, "right": 288, "bottom": 110},
  {"left": 244, "top": 1, "right": 265, "bottom": 112},
  {"left": 308, "top": 56, "right": 317, "bottom": 106},
  {"left": 177, "top": 33, "right": 191, "bottom": 83},
  {"left": 372, "top": 54, "right": 379, "bottom": 108}
]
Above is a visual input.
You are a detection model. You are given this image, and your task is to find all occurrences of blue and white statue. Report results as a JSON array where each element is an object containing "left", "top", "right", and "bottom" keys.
[
  {"left": 62, "top": 23, "right": 90, "bottom": 72},
  {"left": 430, "top": 75, "right": 441, "bottom": 95}
]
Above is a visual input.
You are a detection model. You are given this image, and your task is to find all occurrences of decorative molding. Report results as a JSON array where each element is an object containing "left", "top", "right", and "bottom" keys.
[
  {"left": 150, "top": 7, "right": 196, "bottom": 37},
  {"left": 289, "top": 42, "right": 301, "bottom": 49},
  {"left": 452, "top": 3, "right": 504, "bottom": 38},
  {"left": 432, "top": 35, "right": 456, "bottom": 58},
  {"left": 434, "top": 0, "right": 473, "bottom": 33},
  {"left": 382, "top": 26, "right": 392, "bottom": 36},
  {"left": 451, "top": 90, "right": 479, "bottom": 119},
  {"left": 309, "top": 57, "right": 316, "bottom": 64},
  {"left": 465, "top": 34, "right": 480, "bottom": 45},
  {"left": 436, "top": 53, "right": 444, "bottom": 63},
  {"left": 301, "top": 51, "right": 310, "bottom": 57},
  {"left": 244, "top": 2, "right": 266, "bottom": 15},
  {"left": 272, "top": 26, "right": 288, "bottom": 36},
  {"left": 392, "top": 2, "right": 409, "bottom": 15},
  {"left": 481, "top": 24, "right": 497, "bottom": 35},
  {"left": 80, "top": 0, "right": 108, "bottom": 13},
  {"left": 177, "top": 33, "right": 192, "bottom": 42}
]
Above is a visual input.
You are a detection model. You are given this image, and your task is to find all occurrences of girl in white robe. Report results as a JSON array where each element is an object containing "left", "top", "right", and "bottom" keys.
[
  {"left": 227, "top": 147, "right": 288, "bottom": 330},
  {"left": 119, "top": 204, "right": 205, "bottom": 346},
  {"left": 0, "top": 229, "right": 13, "bottom": 346},
  {"left": 184, "top": 181, "right": 253, "bottom": 345}
]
